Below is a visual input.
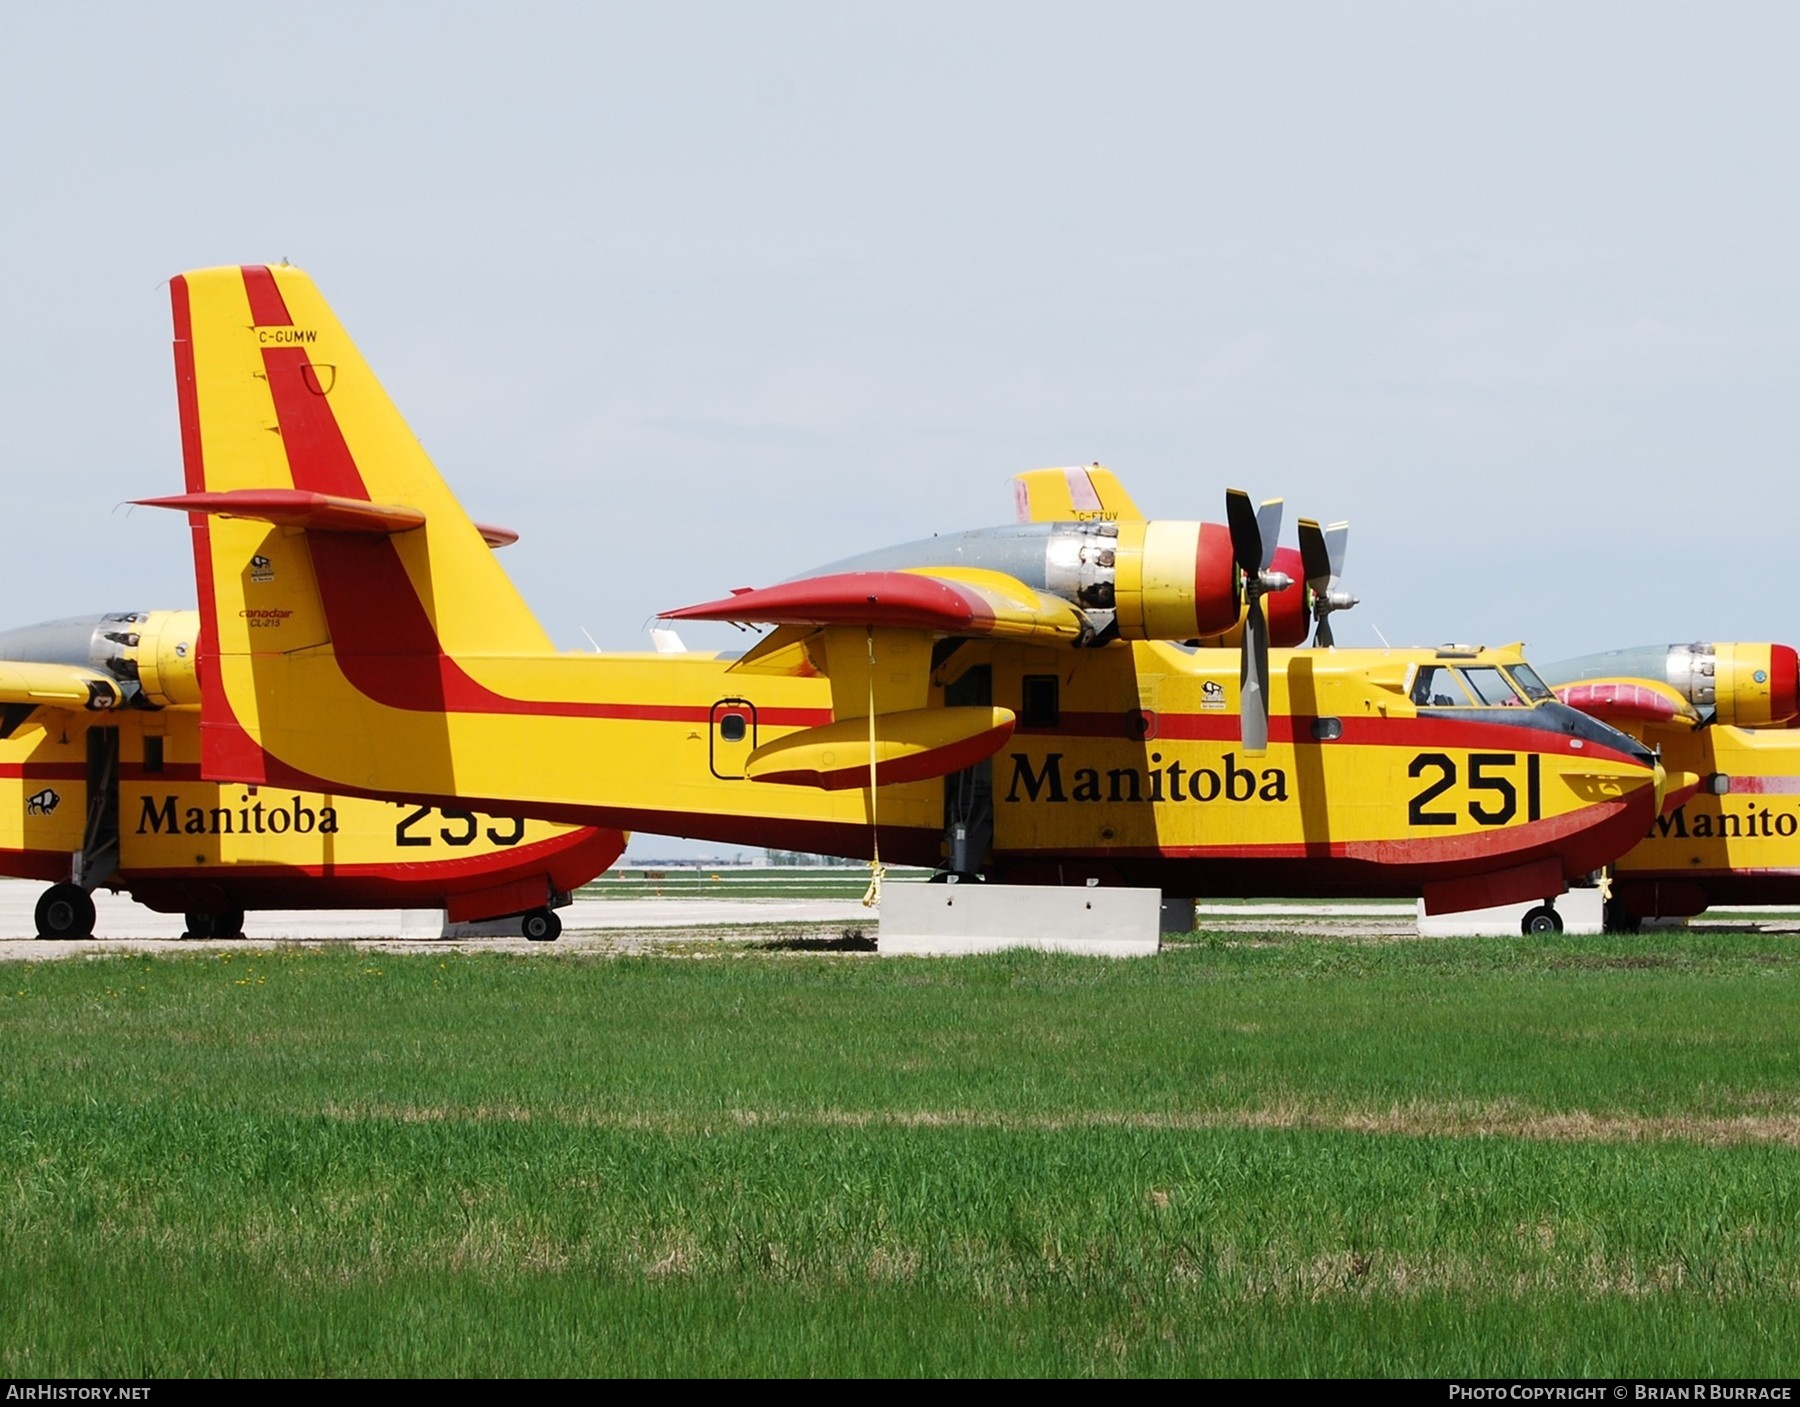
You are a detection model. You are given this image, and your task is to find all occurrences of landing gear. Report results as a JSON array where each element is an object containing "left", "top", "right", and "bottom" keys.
[
  {"left": 1521, "top": 903, "right": 1563, "bottom": 937},
  {"left": 521, "top": 908, "right": 562, "bottom": 941},
  {"left": 1603, "top": 899, "right": 1641, "bottom": 935},
  {"left": 183, "top": 907, "right": 246, "bottom": 940},
  {"left": 35, "top": 884, "right": 96, "bottom": 940}
]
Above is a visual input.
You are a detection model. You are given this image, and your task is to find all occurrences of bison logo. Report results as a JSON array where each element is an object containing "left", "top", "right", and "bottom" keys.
[{"left": 26, "top": 788, "right": 60, "bottom": 816}]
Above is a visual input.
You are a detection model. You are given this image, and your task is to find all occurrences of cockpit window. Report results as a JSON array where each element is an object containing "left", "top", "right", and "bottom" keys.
[
  {"left": 1411, "top": 665, "right": 1474, "bottom": 707},
  {"left": 1506, "top": 664, "right": 1555, "bottom": 702},
  {"left": 1461, "top": 666, "right": 1525, "bottom": 706}
]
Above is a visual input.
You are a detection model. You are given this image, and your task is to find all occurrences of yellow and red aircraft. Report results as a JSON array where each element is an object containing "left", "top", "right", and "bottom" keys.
[
  {"left": 134, "top": 264, "right": 1666, "bottom": 920},
  {"left": 1544, "top": 642, "right": 1800, "bottom": 929},
  {"left": 0, "top": 609, "right": 622, "bottom": 940}
]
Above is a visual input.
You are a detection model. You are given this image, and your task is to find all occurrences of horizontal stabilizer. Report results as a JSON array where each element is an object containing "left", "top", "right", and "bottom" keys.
[
  {"left": 745, "top": 705, "right": 1016, "bottom": 790},
  {"left": 136, "top": 488, "right": 426, "bottom": 537}
]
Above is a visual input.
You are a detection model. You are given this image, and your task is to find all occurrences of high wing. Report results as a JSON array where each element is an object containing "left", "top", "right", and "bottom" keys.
[
  {"left": 662, "top": 567, "right": 1090, "bottom": 644},
  {"left": 0, "top": 612, "right": 201, "bottom": 738},
  {"left": 660, "top": 496, "right": 1299, "bottom": 751},
  {"left": 1542, "top": 643, "right": 1799, "bottom": 731},
  {"left": 0, "top": 662, "right": 124, "bottom": 731},
  {"left": 659, "top": 566, "right": 1067, "bottom": 789},
  {"left": 1551, "top": 678, "right": 1704, "bottom": 730}
]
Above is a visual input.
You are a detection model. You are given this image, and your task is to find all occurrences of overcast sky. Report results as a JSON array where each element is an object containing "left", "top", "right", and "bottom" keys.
[{"left": 4, "top": 3, "right": 1796, "bottom": 859}]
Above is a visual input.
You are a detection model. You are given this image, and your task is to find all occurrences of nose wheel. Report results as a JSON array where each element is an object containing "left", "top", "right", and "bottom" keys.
[{"left": 1521, "top": 903, "right": 1563, "bottom": 937}]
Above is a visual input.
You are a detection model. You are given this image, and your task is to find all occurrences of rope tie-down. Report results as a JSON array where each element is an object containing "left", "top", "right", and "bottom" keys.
[{"left": 861, "top": 624, "right": 886, "bottom": 909}]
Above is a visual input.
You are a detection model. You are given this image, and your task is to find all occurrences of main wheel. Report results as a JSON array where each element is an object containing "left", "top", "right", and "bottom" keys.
[
  {"left": 35, "top": 884, "right": 96, "bottom": 940},
  {"left": 184, "top": 908, "right": 246, "bottom": 940},
  {"left": 521, "top": 908, "right": 562, "bottom": 941},
  {"left": 1521, "top": 904, "right": 1563, "bottom": 937},
  {"left": 1602, "top": 899, "right": 1641, "bottom": 935}
]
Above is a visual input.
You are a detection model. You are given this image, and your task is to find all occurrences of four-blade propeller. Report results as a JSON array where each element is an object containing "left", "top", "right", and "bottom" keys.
[
  {"left": 1224, "top": 489, "right": 1292, "bottom": 755},
  {"left": 1297, "top": 517, "right": 1357, "bottom": 648}
]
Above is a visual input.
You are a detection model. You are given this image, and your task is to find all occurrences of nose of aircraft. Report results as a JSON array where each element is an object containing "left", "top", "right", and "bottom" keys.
[{"left": 1537, "top": 698, "right": 1660, "bottom": 770}]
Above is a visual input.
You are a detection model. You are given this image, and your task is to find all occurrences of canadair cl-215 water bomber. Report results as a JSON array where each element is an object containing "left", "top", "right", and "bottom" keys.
[
  {"left": 0, "top": 607, "right": 621, "bottom": 940},
  {"left": 134, "top": 264, "right": 1665, "bottom": 918}
]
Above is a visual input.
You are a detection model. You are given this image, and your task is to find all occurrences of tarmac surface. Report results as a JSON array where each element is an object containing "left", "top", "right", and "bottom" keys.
[
  {"left": 0, "top": 879, "right": 887, "bottom": 959},
  {"left": 0, "top": 878, "right": 1428, "bottom": 959},
  {"left": 7, "top": 878, "right": 1790, "bottom": 960}
]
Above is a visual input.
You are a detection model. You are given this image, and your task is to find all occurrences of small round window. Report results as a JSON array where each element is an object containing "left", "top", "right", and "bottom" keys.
[
  {"left": 1311, "top": 717, "right": 1343, "bottom": 742},
  {"left": 719, "top": 713, "right": 748, "bottom": 743}
]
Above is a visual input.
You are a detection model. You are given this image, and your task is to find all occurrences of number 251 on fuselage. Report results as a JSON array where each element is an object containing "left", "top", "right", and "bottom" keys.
[{"left": 136, "top": 264, "right": 1664, "bottom": 917}]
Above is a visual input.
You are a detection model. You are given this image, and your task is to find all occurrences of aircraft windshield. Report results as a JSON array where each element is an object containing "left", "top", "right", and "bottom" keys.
[
  {"left": 1412, "top": 664, "right": 1534, "bottom": 708},
  {"left": 1461, "top": 666, "right": 1525, "bottom": 706},
  {"left": 1506, "top": 663, "right": 1555, "bottom": 702},
  {"left": 1411, "top": 665, "right": 1474, "bottom": 707}
]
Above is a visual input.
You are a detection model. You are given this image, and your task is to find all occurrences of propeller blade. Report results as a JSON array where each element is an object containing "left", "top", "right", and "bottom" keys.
[
  {"left": 1324, "top": 520, "right": 1349, "bottom": 582},
  {"left": 1240, "top": 593, "right": 1271, "bottom": 755},
  {"left": 1225, "top": 489, "right": 1261, "bottom": 575},
  {"left": 1315, "top": 614, "right": 1335, "bottom": 650},
  {"left": 1298, "top": 518, "right": 1331, "bottom": 593},
  {"left": 1254, "top": 498, "right": 1283, "bottom": 571}
]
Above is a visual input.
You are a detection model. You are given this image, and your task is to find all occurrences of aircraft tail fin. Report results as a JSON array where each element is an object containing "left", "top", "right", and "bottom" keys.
[
  {"left": 1011, "top": 465, "right": 1145, "bottom": 524},
  {"left": 144, "top": 264, "right": 557, "bottom": 782}
]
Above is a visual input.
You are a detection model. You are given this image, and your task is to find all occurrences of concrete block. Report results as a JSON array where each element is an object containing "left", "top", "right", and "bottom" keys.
[
  {"left": 398, "top": 908, "right": 529, "bottom": 939},
  {"left": 1416, "top": 886, "right": 1604, "bottom": 937},
  {"left": 398, "top": 908, "right": 446, "bottom": 938},
  {"left": 880, "top": 883, "right": 1161, "bottom": 957}
]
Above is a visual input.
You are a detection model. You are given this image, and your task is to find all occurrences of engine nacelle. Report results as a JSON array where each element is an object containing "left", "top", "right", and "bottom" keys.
[
  {"left": 131, "top": 609, "right": 202, "bottom": 707},
  {"left": 1189, "top": 545, "right": 1309, "bottom": 649},
  {"left": 0, "top": 609, "right": 201, "bottom": 709},
  {"left": 1545, "top": 642, "right": 1800, "bottom": 728},
  {"left": 806, "top": 521, "right": 1247, "bottom": 643},
  {"left": 1673, "top": 642, "right": 1799, "bottom": 727},
  {"left": 1110, "top": 520, "right": 1244, "bottom": 641}
]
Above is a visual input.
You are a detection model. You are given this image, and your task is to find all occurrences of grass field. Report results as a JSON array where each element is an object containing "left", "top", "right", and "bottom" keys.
[{"left": 2, "top": 930, "right": 1798, "bottom": 1376}]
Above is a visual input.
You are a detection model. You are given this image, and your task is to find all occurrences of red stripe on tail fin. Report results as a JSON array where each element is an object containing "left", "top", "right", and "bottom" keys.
[
  {"left": 261, "top": 347, "right": 373, "bottom": 500},
  {"left": 241, "top": 265, "right": 292, "bottom": 326}
]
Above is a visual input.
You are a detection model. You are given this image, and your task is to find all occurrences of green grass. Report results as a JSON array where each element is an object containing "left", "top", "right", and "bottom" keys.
[{"left": 2, "top": 933, "right": 1798, "bottom": 1375}]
